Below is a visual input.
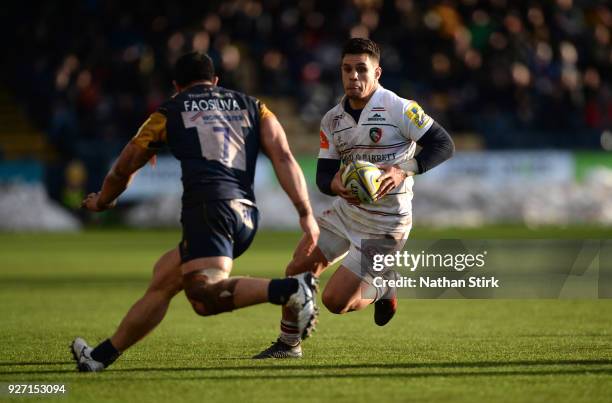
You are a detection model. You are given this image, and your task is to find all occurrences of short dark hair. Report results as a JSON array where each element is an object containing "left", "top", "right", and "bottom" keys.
[
  {"left": 173, "top": 52, "right": 215, "bottom": 87},
  {"left": 341, "top": 38, "right": 380, "bottom": 63}
]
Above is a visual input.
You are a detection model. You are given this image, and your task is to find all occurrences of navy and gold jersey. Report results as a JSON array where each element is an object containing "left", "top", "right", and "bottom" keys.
[{"left": 132, "top": 84, "right": 274, "bottom": 205}]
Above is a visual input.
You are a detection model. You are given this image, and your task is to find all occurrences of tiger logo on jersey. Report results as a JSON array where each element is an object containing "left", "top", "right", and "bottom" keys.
[
  {"left": 369, "top": 127, "right": 382, "bottom": 143},
  {"left": 406, "top": 102, "right": 430, "bottom": 129}
]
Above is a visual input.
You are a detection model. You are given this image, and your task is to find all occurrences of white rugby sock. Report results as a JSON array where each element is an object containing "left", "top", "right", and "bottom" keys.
[
  {"left": 373, "top": 270, "right": 398, "bottom": 302},
  {"left": 279, "top": 320, "right": 301, "bottom": 346}
]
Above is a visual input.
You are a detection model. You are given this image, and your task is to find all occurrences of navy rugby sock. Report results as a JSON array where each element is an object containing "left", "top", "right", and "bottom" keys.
[
  {"left": 268, "top": 278, "right": 299, "bottom": 305},
  {"left": 91, "top": 339, "right": 121, "bottom": 367}
]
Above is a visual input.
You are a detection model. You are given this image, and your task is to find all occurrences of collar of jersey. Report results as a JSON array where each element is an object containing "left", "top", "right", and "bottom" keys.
[
  {"left": 338, "top": 85, "right": 384, "bottom": 117},
  {"left": 182, "top": 82, "right": 216, "bottom": 92}
]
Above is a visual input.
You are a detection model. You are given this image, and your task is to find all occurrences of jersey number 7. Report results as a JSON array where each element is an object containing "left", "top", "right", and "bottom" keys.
[{"left": 182, "top": 111, "right": 248, "bottom": 171}]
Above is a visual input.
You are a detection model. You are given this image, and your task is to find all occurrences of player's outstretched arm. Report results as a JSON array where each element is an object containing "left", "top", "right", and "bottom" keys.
[
  {"left": 260, "top": 114, "right": 319, "bottom": 252},
  {"left": 81, "top": 142, "right": 156, "bottom": 212}
]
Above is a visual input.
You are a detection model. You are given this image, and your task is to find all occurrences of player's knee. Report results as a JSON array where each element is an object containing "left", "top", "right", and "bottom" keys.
[
  {"left": 188, "top": 299, "right": 209, "bottom": 316},
  {"left": 183, "top": 268, "right": 236, "bottom": 316},
  {"left": 321, "top": 289, "right": 350, "bottom": 315}
]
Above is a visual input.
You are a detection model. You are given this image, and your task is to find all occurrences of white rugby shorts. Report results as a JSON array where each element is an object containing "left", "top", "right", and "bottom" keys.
[{"left": 316, "top": 203, "right": 410, "bottom": 285}]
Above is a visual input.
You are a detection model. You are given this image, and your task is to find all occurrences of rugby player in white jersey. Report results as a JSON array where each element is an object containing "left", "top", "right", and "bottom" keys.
[{"left": 254, "top": 38, "right": 454, "bottom": 359}]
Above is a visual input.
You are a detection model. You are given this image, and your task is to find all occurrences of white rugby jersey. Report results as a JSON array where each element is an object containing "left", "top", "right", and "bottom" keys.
[{"left": 318, "top": 86, "right": 434, "bottom": 233}]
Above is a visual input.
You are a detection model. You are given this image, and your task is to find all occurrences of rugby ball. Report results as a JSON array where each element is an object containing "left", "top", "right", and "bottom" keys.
[{"left": 341, "top": 160, "right": 382, "bottom": 204}]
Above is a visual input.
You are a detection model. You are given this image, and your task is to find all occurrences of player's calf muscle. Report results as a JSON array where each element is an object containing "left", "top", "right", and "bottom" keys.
[
  {"left": 321, "top": 292, "right": 366, "bottom": 314},
  {"left": 321, "top": 267, "right": 372, "bottom": 314}
]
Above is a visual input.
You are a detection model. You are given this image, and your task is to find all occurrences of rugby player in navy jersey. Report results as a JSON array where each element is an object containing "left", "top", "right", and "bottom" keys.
[
  {"left": 71, "top": 52, "right": 319, "bottom": 372},
  {"left": 254, "top": 38, "right": 454, "bottom": 358}
]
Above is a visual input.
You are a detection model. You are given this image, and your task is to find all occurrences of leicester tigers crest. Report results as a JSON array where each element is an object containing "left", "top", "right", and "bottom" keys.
[{"left": 369, "top": 127, "right": 382, "bottom": 143}]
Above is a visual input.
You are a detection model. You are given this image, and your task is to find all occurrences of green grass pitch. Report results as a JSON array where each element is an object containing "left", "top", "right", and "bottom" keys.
[{"left": 1, "top": 227, "right": 612, "bottom": 402}]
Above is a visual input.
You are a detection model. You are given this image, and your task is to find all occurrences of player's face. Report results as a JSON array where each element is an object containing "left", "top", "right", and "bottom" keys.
[{"left": 341, "top": 54, "right": 381, "bottom": 103}]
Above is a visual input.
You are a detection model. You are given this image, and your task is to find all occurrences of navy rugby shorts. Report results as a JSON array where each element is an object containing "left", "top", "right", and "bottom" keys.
[{"left": 179, "top": 199, "right": 259, "bottom": 263}]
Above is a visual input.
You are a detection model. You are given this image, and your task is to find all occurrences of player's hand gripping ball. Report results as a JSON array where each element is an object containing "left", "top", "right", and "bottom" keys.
[{"left": 341, "top": 160, "right": 382, "bottom": 204}]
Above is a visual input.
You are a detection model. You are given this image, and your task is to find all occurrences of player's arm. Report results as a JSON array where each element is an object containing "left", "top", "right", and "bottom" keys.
[
  {"left": 316, "top": 120, "right": 360, "bottom": 204},
  {"left": 412, "top": 121, "right": 455, "bottom": 173},
  {"left": 316, "top": 159, "right": 339, "bottom": 196},
  {"left": 82, "top": 111, "right": 166, "bottom": 212},
  {"left": 259, "top": 108, "right": 319, "bottom": 252},
  {"left": 316, "top": 159, "right": 360, "bottom": 204},
  {"left": 376, "top": 103, "right": 454, "bottom": 199},
  {"left": 82, "top": 144, "right": 157, "bottom": 212}
]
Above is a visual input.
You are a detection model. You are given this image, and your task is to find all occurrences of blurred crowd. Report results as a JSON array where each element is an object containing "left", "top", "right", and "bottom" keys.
[{"left": 6, "top": 0, "right": 612, "bottom": 164}]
